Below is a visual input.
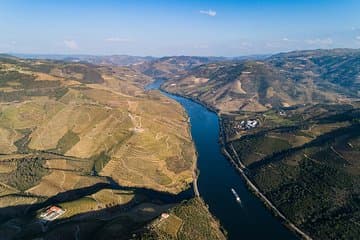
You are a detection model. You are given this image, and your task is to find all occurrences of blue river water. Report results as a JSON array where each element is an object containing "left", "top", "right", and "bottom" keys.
[{"left": 146, "top": 80, "right": 296, "bottom": 240}]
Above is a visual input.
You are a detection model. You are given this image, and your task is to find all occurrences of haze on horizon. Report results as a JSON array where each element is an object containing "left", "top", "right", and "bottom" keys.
[{"left": 1, "top": 0, "right": 360, "bottom": 57}]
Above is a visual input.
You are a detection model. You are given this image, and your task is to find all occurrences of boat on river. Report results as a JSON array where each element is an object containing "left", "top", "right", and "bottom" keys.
[{"left": 231, "top": 188, "right": 241, "bottom": 203}]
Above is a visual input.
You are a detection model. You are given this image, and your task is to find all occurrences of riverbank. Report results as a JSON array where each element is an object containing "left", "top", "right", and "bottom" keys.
[
  {"left": 153, "top": 80, "right": 296, "bottom": 239},
  {"left": 160, "top": 82, "right": 310, "bottom": 239},
  {"left": 145, "top": 79, "right": 199, "bottom": 198},
  {"left": 199, "top": 101, "right": 310, "bottom": 238},
  {"left": 222, "top": 145, "right": 312, "bottom": 240}
]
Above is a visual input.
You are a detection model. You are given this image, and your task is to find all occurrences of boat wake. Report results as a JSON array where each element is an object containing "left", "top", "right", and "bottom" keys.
[{"left": 231, "top": 188, "right": 242, "bottom": 205}]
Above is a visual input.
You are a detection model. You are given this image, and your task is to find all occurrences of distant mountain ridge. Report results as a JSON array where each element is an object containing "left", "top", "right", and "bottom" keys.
[
  {"left": 162, "top": 48, "right": 360, "bottom": 113},
  {"left": 132, "top": 55, "right": 227, "bottom": 79},
  {"left": 8, "top": 53, "right": 262, "bottom": 76},
  {"left": 10, "top": 54, "right": 156, "bottom": 66}
]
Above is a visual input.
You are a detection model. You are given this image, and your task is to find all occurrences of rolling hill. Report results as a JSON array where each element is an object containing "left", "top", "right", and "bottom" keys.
[
  {"left": 0, "top": 55, "right": 226, "bottom": 240},
  {"left": 162, "top": 49, "right": 360, "bottom": 113},
  {"left": 132, "top": 56, "right": 226, "bottom": 80},
  {"left": 156, "top": 49, "right": 360, "bottom": 239}
]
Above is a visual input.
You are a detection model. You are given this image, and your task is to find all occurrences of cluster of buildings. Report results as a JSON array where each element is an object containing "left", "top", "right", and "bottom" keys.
[
  {"left": 226, "top": 118, "right": 260, "bottom": 138},
  {"left": 236, "top": 119, "right": 259, "bottom": 130}
]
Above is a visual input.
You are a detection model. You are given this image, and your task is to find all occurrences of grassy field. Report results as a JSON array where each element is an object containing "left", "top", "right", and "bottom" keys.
[{"left": 156, "top": 214, "right": 183, "bottom": 238}]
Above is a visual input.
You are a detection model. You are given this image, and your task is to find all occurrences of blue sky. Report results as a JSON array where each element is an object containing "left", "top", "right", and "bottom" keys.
[{"left": 1, "top": 0, "right": 360, "bottom": 56}]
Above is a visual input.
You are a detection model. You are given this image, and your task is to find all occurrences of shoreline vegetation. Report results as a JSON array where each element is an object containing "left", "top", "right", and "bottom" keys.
[
  {"left": 176, "top": 91, "right": 359, "bottom": 240},
  {"left": 153, "top": 49, "right": 360, "bottom": 239},
  {"left": 160, "top": 82, "right": 312, "bottom": 239}
]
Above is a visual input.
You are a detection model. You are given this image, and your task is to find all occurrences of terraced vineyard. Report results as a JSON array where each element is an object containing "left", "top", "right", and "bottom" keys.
[
  {"left": 0, "top": 55, "right": 208, "bottom": 239},
  {"left": 154, "top": 49, "right": 360, "bottom": 239},
  {"left": 0, "top": 56, "right": 196, "bottom": 195},
  {"left": 162, "top": 49, "right": 360, "bottom": 114},
  {"left": 142, "top": 198, "right": 226, "bottom": 240}
]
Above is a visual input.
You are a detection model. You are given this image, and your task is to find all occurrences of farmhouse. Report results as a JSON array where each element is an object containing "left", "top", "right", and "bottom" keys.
[{"left": 39, "top": 205, "right": 65, "bottom": 221}]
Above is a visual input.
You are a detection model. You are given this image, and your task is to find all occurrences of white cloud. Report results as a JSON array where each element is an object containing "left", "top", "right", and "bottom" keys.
[
  {"left": 105, "top": 37, "right": 131, "bottom": 43},
  {"left": 282, "top": 37, "right": 289, "bottom": 41},
  {"left": 305, "top": 38, "right": 333, "bottom": 46},
  {"left": 200, "top": 9, "right": 216, "bottom": 17},
  {"left": 356, "top": 36, "right": 360, "bottom": 41},
  {"left": 64, "top": 40, "right": 78, "bottom": 50}
]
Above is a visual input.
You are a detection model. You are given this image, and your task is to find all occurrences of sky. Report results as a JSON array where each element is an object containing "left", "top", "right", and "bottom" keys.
[{"left": 1, "top": 0, "right": 360, "bottom": 57}]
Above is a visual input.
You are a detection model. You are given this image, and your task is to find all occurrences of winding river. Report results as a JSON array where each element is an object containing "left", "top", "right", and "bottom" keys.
[{"left": 146, "top": 80, "right": 296, "bottom": 240}]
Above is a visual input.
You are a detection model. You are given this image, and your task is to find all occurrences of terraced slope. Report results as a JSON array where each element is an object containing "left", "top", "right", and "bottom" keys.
[
  {"left": 0, "top": 55, "right": 230, "bottom": 240},
  {"left": 0, "top": 55, "right": 205, "bottom": 239},
  {"left": 0, "top": 56, "right": 196, "bottom": 196},
  {"left": 142, "top": 198, "right": 226, "bottom": 240},
  {"left": 155, "top": 49, "right": 360, "bottom": 239},
  {"left": 162, "top": 49, "right": 360, "bottom": 113}
]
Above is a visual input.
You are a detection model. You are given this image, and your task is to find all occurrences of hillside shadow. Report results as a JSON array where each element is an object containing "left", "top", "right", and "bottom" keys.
[{"left": 0, "top": 178, "right": 194, "bottom": 239}]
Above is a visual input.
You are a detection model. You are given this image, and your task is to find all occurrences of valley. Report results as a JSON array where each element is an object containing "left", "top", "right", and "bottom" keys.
[
  {"left": 0, "top": 55, "right": 225, "bottom": 240},
  {"left": 162, "top": 49, "right": 359, "bottom": 113},
  {"left": 145, "top": 49, "right": 360, "bottom": 239},
  {"left": 2, "top": 2, "right": 360, "bottom": 239},
  {"left": 1, "top": 48, "right": 359, "bottom": 240}
]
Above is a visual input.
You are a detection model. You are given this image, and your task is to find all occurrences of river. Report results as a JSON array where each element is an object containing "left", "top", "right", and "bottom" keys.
[{"left": 146, "top": 80, "right": 296, "bottom": 240}]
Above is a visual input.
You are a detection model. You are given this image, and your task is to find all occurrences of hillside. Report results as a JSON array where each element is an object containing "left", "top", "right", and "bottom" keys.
[
  {"left": 224, "top": 105, "right": 360, "bottom": 239},
  {"left": 162, "top": 49, "right": 360, "bottom": 113},
  {"left": 132, "top": 56, "right": 225, "bottom": 80},
  {"left": 141, "top": 198, "right": 226, "bottom": 240},
  {"left": 0, "top": 55, "right": 217, "bottom": 239},
  {"left": 158, "top": 49, "right": 360, "bottom": 239},
  {"left": 0, "top": 56, "right": 197, "bottom": 194}
]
